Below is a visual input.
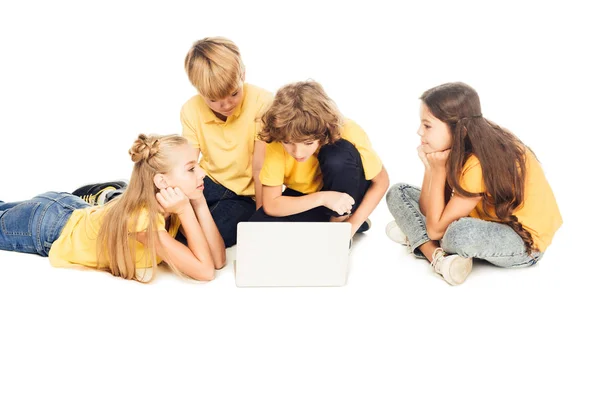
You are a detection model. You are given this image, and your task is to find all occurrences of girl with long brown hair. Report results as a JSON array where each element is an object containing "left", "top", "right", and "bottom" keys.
[
  {"left": 386, "top": 82, "right": 562, "bottom": 285},
  {"left": 0, "top": 134, "right": 225, "bottom": 282}
]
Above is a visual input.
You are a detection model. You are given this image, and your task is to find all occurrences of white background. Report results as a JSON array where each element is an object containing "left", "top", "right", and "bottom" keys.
[{"left": 0, "top": 1, "right": 598, "bottom": 399}]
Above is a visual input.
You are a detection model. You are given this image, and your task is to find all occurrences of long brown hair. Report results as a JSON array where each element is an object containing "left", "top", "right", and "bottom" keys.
[
  {"left": 421, "top": 82, "right": 536, "bottom": 253},
  {"left": 96, "top": 134, "right": 187, "bottom": 282},
  {"left": 259, "top": 80, "right": 343, "bottom": 145}
]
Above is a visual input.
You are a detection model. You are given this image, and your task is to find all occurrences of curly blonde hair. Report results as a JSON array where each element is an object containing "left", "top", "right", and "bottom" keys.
[{"left": 259, "top": 81, "right": 343, "bottom": 145}]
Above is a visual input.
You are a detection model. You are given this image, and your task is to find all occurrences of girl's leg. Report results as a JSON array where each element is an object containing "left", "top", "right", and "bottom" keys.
[
  {"left": 385, "top": 183, "right": 430, "bottom": 258},
  {"left": 441, "top": 218, "right": 543, "bottom": 268},
  {"left": 386, "top": 183, "right": 473, "bottom": 285},
  {"left": 0, "top": 192, "right": 89, "bottom": 256},
  {"left": 0, "top": 201, "right": 27, "bottom": 212}
]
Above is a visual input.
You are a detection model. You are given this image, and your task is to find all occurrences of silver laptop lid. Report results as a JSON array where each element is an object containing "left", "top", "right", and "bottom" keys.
[{"left": 235, "top": 222, "right": 351, "bottom": 287}]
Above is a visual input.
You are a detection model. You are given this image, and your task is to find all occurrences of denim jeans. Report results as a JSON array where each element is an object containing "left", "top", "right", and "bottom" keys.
[
  {"left": 386, "top": 183, "right": 543, "bottom": 268},
  {"left": 0, "top": 192, "right": 90, "bottom": 257},
  {"left": 250, "top": 138, "right": 371, "bottom": 222},
  {"left": 202, "top": 177, "right": 256, "bottom": 247}
]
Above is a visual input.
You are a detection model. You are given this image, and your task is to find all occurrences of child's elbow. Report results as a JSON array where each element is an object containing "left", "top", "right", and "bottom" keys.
[
  {"left": 194, "top": 268, "right": 215, "bottom": 281},
  {"left": 188, "top": 259, "right": 217, "bottom": 281},
  {"left": 215, "top": 253, "right": 227, "bottom": 270},
  {"left": 374, "top": 166, "right": 390, "bottom": 189},
  {"left": 263, "top": 201, "right": 276, "bottom": 216}
]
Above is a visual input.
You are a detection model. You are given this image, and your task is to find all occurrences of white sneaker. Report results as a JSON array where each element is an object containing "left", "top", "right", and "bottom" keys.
[
  {"left": 431, "top": 248, "right": 472, "bottom": 286},
  {"left": 385, "top": 220, "right": 408, "bottom": 245}
]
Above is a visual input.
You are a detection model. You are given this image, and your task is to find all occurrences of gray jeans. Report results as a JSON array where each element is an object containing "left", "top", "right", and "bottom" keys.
[{"left": 386, "top": 183, "right": 542, "bottom": 268}]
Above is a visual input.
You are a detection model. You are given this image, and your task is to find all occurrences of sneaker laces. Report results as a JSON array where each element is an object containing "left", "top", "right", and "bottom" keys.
[{"left": 431, "top": 247, "right": 446, "bottom": 274}]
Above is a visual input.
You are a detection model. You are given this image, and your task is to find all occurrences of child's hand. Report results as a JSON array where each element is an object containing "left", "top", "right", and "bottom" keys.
[
  {"left": 417, "top": 145, "right": 430, "bottom": 169},
  {"left": 322, "top": 191, "right": 355, "bottom": 215},
  {"left": 426, "top": 150, "right": 451, "bottom": 172},
  {"left": 156, "top": 187, "right": 191, "bottom": 215}
]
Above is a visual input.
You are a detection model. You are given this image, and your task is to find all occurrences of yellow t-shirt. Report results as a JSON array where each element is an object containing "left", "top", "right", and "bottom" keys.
[
  {"left": 181, "top": 83, "right": 273, "bottom": 196},
  {"left": 459, "top": 150, "right": 562, "bottom": 252},
  {"left": 48, "top": 207, "right": 180, "bottom": 271},
  {"left": 259, "top": 119, "right": 383, "bottom": 194}
]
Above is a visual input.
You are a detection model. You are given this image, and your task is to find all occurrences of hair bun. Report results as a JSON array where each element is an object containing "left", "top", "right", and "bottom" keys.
[{"left": 129, "top": 134, "right": 160, "bottom": 163}]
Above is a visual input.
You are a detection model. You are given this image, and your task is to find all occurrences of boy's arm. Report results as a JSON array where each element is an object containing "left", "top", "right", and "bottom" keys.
[
  {"left": 262, "top": 185, "right": 353, "bottom": 217},
  {"left": 346, "top": 166, "right": 390, "bottom": 236},
  {"left": 252, "top": 140, "right": 266, "bottom": 210}
]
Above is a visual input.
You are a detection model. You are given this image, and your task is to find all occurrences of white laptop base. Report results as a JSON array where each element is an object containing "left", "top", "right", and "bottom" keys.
[{"left": 235, "top": 222, "right": 351, "bottom": 287}]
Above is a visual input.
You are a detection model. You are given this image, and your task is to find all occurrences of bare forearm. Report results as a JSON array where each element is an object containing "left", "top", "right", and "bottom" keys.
[
  {"left": 191, "top": 200, "right": 226, "bottom": 268},
  {"left": 178, "top": 205, "right": 215, "bottom": 269},
  {"left": 263, "top": 190, "right": 325, "bottom": 217},
  {"left": 419, "top": 169, "right": 432, "bottom": 216},
  {"left": 424, "top": 171, "right": 447, "bottom": 239}
]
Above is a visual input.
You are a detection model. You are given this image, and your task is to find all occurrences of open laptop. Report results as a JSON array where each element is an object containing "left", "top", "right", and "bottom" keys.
[{"left": 235, "top": 222, "right": 351, "bottom": 287}]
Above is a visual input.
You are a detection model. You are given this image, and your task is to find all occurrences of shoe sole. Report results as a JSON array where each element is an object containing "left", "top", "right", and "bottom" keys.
[{"left": 445, "top": 257, "right": 473, "bottom": 285}]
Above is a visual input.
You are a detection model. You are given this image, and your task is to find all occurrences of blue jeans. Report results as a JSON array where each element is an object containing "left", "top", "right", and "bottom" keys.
[
  {"left": 0, "top": 192, "right": 90, "bottom": 257},
  {"left": 250, "top": 139, "right": 371, "bottom": 222},
  {"left": 386, "top": 183, "right": 543, "bottom": 268}
]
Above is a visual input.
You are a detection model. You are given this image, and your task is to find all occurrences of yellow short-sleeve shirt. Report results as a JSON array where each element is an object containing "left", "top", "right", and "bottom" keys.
[
  {"left": 459, "top": 150, "right": 562, "bottom": 252},
  {"left": 259, "top": 119, "right": 383, "bottom": 194},
  {"left": 49, "top": 207, "right": 180, "bottom": 270},
  {"left": 181, "top": 83, "right": 273, "bottom": 196}
]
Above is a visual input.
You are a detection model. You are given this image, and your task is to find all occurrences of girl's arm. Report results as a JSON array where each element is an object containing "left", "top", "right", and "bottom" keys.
[
  {"left": 262, "top": 185, "right": 355, "bottom": 217},
  {"left": 424, "top": 151, "right": 481, "bottom": 240},
  {"left": 190, "top": 196, "right": 226, "bottom": 269},
  {"left": 419, "top": 169, "right": 432, "bottom": 216},
  {"left": 138, "top": 187, "right": 216, "bottom": 281},
  {"left": 252, "top": 140, "right": 266, "bottom": 210},
  {"left": 346, "top": 166, "right": 390, "bottom": 236},
  {"left": 417, "top": 145, "right": 431, "bottom": 216}
]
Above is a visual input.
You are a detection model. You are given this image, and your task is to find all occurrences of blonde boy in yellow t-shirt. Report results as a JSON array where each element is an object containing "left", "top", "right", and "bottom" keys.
[
  {"left": 251, "top": 81, "right": 389, "bottom": 237},
  {"left": 179, "top": 37, "right": 273, "bottom": 247},
  {"left": 74, "top": 38, "right": 273, "bottom": 247}
]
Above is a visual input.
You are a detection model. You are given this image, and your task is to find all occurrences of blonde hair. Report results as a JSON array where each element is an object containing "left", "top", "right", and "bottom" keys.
[
  {"left": 96, "top": 134, "right": 187, "bottom": 282},
  {"left": 259, "top": 80, "right": 343, "bottom": 145},
  {"left": 184, "top": 37, "right": 245, "bottom": 100}
]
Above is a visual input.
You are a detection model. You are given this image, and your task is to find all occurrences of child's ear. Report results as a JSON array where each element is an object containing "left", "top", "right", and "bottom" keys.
[{"left": 153, "top": 174, "right": 168, "bottom": 190}]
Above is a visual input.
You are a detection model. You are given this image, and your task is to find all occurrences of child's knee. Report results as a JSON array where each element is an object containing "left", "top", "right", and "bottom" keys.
[
  {"left": 386, "top": 183, "right": 412, "bottom": 204},
  {"left": 441, "top": 219, "right": 478, "bottom": 253},
  {"left": 319, "top": 140, "right": 359, "bottom": 174}
]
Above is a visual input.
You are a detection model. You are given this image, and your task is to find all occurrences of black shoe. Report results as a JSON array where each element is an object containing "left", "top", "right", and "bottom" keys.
[
  {"left": 356, "top": 218, "right": 371, "bottom": 234},
  {"left": 72, "top": 181, "right": 128, "bottom": 206}
]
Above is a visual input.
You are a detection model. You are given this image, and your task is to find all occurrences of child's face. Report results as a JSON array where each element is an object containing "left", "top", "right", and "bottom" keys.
[
  {"left": 162, "top": 144, "right": 206, "bottom": 199},
  {"left": 417, "top": 103, "right": 452, "bottom": 153},
  {"left": 282, "top": 139, "right": 320, "bottom": 162},
  {"left": 204, "top": 83, "right": 244, "bottom": 118}
]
